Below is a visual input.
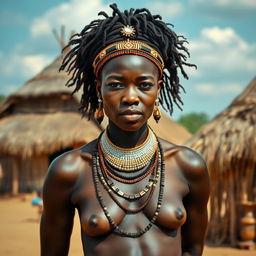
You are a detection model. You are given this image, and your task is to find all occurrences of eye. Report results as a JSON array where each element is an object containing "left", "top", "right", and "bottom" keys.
[
  {"left": 139, "top": 82, "right": 154, "bottom": 89},
  {"left": 107, "top": 82, "right": 124, "bottom": 89}
]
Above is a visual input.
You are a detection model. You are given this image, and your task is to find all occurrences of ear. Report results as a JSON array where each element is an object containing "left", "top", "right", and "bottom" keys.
[
  {"left": 157, "top": 79, "right": 163, "bottom": 97},
  {"left": 95, "top": 79, "right": 102, "bottom": 98}
]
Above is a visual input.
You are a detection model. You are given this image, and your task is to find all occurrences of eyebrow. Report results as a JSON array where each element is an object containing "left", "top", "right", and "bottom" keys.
[
  {"left": 136, "top": 75, "right": 154, "bottom": 81},
  {"left": 105, "top": 75, "right": 124, "bottom": 80},
  {"left": 105, "top": 75, "right": 154, "bottom": 81}
]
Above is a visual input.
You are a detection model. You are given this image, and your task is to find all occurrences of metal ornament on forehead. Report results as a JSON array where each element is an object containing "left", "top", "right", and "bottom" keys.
[
  {"left": 120, "top": 25, "right": 136, "bottom": 37},
  {"left": 92, "top": 24, "right": 164, "bottom": 78}
]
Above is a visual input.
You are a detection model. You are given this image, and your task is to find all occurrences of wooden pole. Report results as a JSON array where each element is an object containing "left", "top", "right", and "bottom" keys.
[{"left": 12, "top": 160, "right": 19, "bottom": 195}]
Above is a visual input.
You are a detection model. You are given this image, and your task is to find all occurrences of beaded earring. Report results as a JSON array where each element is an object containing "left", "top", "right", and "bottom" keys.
[
  {"left": 153, "top": 98, "right": 161, "bottom": 123},
  {"left": 95, "top": 98, "right": 104, "bottom": 124}
]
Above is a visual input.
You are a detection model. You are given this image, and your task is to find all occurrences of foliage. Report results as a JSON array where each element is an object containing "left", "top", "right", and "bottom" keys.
[
  {"left": 0, "top": 94, "right": 5, "bottom": 105},
  {"left": 177, "top": 112, "right": 210, "bottom": 134}
]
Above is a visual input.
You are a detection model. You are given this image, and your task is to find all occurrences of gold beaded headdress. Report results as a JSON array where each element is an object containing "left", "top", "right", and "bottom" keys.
[{"left": 92, "top": 25, "right": 164, "bottom": 78}]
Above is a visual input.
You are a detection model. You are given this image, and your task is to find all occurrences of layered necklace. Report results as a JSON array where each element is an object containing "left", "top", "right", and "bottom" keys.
[
  {"left": 92, "top": 127, "right": 165, "bottom": 238},
  {"left": 100, "top": 128, "right": 158, "bottom": 171}
]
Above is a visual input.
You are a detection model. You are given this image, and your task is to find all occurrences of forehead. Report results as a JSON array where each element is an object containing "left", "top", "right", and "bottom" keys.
[{"left": 101, "top": 55, "right": 159, "bottom": 78}]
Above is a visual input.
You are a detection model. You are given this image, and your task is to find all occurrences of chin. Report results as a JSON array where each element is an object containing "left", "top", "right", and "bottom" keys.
[{"left": 115, "top": 120, "right": 147, "bottom": 132}]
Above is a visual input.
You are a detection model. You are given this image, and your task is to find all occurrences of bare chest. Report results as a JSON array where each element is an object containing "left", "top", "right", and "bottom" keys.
[{"left": 71, "top": 158, "right": 189, "bottom": 237}]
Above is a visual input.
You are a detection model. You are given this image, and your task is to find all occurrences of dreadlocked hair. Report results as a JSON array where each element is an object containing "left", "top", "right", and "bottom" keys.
[{"left": 60, "top": 3, "right": 196, "bottom": 119}]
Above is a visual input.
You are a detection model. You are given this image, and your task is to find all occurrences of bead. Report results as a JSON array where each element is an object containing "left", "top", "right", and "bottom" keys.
[{"left": 100, "top": 128, "right": 158, "bottom": 171}]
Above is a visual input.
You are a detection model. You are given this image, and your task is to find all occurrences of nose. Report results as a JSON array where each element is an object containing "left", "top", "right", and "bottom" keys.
[{"left": 121, "top": 86, "right": 139, "bottom": 105}]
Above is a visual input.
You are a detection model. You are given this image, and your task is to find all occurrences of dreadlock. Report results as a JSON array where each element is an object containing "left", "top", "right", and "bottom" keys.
[{"left": 60, "top": 3, "right": 196, "bottom": 118}]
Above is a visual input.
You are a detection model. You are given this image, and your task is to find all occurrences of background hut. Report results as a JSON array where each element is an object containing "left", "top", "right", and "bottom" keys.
[
  {"left": 0, "top": 53, "right": 102, "bottom": 195},
  {"left": 186, "top": 77, "right": 256, "bottom": 245}
]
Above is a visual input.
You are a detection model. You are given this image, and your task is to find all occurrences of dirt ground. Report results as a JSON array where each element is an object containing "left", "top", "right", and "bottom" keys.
[{"left": 0, "top": 195, "right": 255, "bottom": 256}]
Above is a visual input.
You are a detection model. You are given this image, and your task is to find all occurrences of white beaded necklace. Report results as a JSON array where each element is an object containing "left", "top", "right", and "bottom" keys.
[{"left": 100, "top": 128, "right": 158, "bottom": 171}]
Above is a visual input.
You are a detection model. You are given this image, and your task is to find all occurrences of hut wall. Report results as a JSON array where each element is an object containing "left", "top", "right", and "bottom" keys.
[
  {"left": 206, "top": 159, "right": 256, "bottom": 245},
  {"left": 19, "top": 155, "right": 49, "bottom": 192},
  {"left": 0, "top": 155, "right": 14, "bottom": 193},
  {"left": 0, "top": 155, "right": 49, "bottom": 194}
]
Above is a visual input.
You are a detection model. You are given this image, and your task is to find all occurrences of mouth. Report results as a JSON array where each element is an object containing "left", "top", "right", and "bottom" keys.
[
  {"left": 119, "top": 109, "right": 142, "bottom": 115},
  {"left": 119, "top": 109, "right": 143, "bottom": 122}
]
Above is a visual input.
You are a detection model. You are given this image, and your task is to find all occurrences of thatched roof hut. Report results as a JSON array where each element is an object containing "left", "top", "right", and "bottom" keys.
[
  {"left": 0, "top": 55, "right": 100, "bottom": 157},
  {"left": 0, "top": 54, "right": 102, "bottom": 194},
  {"left": 186, "top": 77, "right": 256, "bottom": 245}
]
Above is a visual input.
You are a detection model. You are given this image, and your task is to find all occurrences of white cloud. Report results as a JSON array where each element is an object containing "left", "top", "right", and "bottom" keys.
[
  {"left": 201, "top": 27, "right": 239, "bottom": 44},
  {"left": 189, "top": 0, "right": 256, "bottom": 17},
  {"left": 147, "top": 1, "right": 183, "bottom": 18},
  {"left": 195, "top": 83, "right": 243, "bottom": 95},
  {"left": 0, "top": 0, "right": 109, "bottom": 95},
  {"left": 189, "top": 26, "right": 256, "bottom": 74},
  {"left": 30, "top": 0, "right": 108, "bottom": 39},
  {"left": 2, "top": 53, "right": 52, "bottom": 79},
  {"left": 0, "top": 51, "right": 53, "bottom": 94}
]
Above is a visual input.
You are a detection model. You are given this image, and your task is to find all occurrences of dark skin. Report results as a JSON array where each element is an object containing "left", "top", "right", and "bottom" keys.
[{"left": 40, "top": 55, "right": 210, "bottom": 256}]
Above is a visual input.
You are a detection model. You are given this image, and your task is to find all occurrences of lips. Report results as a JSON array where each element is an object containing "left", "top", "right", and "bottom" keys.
[
  {"left": 119, "top": 109, "right": 143, "bottom": 122},
  {"left": 119, "top": 109, "right": 142, "bottom": 115}
]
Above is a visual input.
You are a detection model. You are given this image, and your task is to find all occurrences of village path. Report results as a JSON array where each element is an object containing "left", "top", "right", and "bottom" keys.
[{"left": 0, "top": 195, "right": 254, "bottom": 256}]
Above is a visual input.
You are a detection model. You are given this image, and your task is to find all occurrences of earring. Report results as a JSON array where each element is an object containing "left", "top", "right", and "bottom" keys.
[
  {"left": 153, "top": 98, "right": 161, "bottom": 123},
  {"left": 95, "top": 98, "right": 104, "bottom": 124}
]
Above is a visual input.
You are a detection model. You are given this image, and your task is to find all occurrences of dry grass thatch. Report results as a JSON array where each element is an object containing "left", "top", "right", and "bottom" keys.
[
  {"left": 12, "top": 54, "right": 76, "bottom": 98},
  {"left": 148, "top": 112, "right": 192, "bottom": 144},
  {"left": 186, "top": 77, "right": 256, "bottom": 245},
  {"left": 0, "top": 112, "right": 101, "bottom": 158}
]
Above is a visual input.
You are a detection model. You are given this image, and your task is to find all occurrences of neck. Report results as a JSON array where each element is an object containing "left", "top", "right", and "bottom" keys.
[{"left": 107, "top": 121, "right": 148, "bottom": 148}]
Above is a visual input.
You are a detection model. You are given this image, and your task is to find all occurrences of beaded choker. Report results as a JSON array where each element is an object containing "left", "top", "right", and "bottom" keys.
[{"left": 100, "top": 128, "right": 158, "bottom": 171}]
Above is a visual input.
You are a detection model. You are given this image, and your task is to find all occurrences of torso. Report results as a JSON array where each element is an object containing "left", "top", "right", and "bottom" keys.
[{"left": 66, "top": 138, "right": 191, "bottom": 256}]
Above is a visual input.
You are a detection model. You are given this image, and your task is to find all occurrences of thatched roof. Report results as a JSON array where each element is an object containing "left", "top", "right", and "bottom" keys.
[
  {"left": 0, "top": 53, "right": 103, "bottom": 159},
  {"left": 148, "top": 113, "right": 191, "bottom": 144},
  {"left": 186, "top": 77, "right": 256, "bottom": 244},
  {"left": 0, "top": 112, "right": 101, "bottom": 158},
  {"left": 187, "top": 77, "right": 256, "bottom": 169},
  {"left": 0, "top": 53, "right": 80, "bottom": 117},
  {"left": 12, "top": 54, "right": 76, "bottom": 99}
]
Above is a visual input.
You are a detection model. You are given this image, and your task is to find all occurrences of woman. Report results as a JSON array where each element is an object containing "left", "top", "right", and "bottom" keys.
[{"left": 40, "top": 4, "right": 210, "bottom": 256}]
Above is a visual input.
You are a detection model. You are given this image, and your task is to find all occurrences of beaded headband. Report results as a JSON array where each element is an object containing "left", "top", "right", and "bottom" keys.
[{"left": 92, "top": 25, "right": 164, "bottom": 78}]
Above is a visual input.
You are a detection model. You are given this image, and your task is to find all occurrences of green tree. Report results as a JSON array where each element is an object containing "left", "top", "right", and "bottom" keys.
[
  {"left": 177, "top": 112, "right": 210, "bottom": 134},
  {"left": 0, "top": 94, "right": 5, "bottom": 105}
]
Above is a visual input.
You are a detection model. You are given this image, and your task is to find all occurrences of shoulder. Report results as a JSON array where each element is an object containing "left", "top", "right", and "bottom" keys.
[
  {"left": 46, "top": 139, "right": 97, "bottom": 186},
  {"left": 159, "top": 138, "right": 208, "bottom": 180},
  {"left": 176, "top": 146, "right": 207, "bottom": 175},
  {"left": 46, "top": 149, "right": 83, "bottom": 187},
  {"left": 175, "top": 146, "right": 208, "bottom": 181}
]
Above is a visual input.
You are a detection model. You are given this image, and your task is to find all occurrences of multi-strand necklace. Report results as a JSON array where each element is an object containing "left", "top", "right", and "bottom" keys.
[
  {"left": 92, "top": 128, "right": 165, "bottom": 238},
  {"left": 100, "top": 128, "right": 158, "bottom": 171}
]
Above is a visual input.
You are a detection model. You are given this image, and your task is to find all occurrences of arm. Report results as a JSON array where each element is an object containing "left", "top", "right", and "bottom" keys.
[
  {"left": 40, "top": 152, "right": 80, "bottom": 256},
  {"left": 177, "top": 148, "right": 210, "bottom": 256}
]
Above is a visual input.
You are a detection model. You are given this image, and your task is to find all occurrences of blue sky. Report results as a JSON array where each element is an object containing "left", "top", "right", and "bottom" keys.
[{"left": 0, "top": 0, "right": 255, "bottom": 119}]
